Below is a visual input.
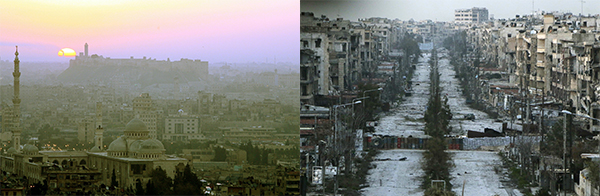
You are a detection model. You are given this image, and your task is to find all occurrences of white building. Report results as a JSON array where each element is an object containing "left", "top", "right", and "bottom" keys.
[
  {"left": 455, "top": 7, "right": 489, "bottom": 24},
  {"left": 163, "top": 111, "right": 201, "bottom": 141}
]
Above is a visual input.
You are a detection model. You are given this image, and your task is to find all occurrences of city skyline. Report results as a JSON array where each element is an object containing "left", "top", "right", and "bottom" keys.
[
  {"left": 302, "top": 0, "right": 600, "bottom": 22},
  {"left": 0, "top": 0, "right": 299, "bottom": 63}
]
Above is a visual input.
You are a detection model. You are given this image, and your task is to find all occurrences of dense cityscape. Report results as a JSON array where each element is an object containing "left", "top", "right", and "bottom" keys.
[
  {"left": 0, "top": 45, "right": 300, "bottom": 195},
  {"left": 300, "top": 5, "right": 600, "bottom": 196}
]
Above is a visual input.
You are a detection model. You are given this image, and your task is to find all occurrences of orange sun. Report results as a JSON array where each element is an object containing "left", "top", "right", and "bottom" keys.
[{"left": 58, "top": 48, "right": 76, "bottom": 57}]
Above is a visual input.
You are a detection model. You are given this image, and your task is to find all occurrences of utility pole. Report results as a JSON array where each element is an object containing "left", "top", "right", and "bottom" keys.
[
  {"left": 540, "top": 90, "right": 546, "bottom": 187},
  {"left": 580, "top": 0, "right": 586, "bottom": 17},
  {"left": 563, "top": 110, "right": 567, "bottom": 196},
  {"left": 462, "top": 179, "right": 465, "bottom": 196},
  {"left": 542, "top": 108, "right": 600, "bottom": 195},
  {"left": 532, "top": 0, "right": 534, "bottom": 16}
]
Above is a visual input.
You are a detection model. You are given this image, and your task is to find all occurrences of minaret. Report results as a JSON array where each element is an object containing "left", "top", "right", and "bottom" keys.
[
  {"left": 12, "top": 46, "right": 21, "bottom": 151},
  {"left": 94, "top": 102, "right": 104, "bottom": 150},
  {"left": 84, "top": 43, "right": 89, "bottom": 56}
]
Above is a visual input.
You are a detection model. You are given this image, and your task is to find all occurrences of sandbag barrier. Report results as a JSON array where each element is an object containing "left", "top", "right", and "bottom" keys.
[{"left": 366, "top": 135, "right": 464, "bottom": 150}]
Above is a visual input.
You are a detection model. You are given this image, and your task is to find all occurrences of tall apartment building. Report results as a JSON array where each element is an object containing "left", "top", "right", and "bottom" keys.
[
  {"left": 197, "top": 91, "right": 211, "bottom": 115},
  {"left": 466, "top": 13, "right": 600, "bottom": 131},
  {"left": 455, "top": 7, "right": 489, "bottom": 24},
  {"left": 132, "top": 93, "right": 158, "bottom": 139},
  {"left": 77, "top": 117, "right": 95, "bottom": 144}
]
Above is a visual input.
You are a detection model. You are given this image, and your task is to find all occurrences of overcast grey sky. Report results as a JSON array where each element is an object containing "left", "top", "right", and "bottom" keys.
[{"left": 301, "top": 0, "right": 600, "bottom": 22}]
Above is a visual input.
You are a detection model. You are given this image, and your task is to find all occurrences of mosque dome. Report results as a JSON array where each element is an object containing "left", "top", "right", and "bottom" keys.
[
  {"left": 7, "top": 147, "right": 17, "bottom": 154},
  {"left": 107, "top": 136, "right": 127, "bottom": 153},
  {"left": 138, "top": 139, "right": 165, "bottom": 153},
  {"left": 129, "top": 140, "right": 143, "bottom": 152},
  {"left": 125, "top": 118, "right": 148, "bottom": 133},
  {"left": 23, "top": 144, "right": 39, "bottom": 154}
]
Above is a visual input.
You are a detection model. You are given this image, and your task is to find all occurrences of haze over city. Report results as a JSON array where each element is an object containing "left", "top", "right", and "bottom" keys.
[
  {"left": 302, "top": 0, "right": 600, "bottom": 21},
  {"left": 1, "top": 0, "right": 299, "bottom": 63},
  {"left": 1, "top": 1, "right": 300, "bottom": 195}
]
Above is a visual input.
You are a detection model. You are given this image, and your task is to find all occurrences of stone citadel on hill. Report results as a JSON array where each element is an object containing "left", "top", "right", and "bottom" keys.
[{"left": 58, "top": 43, "right": 208, "bottom": 89}]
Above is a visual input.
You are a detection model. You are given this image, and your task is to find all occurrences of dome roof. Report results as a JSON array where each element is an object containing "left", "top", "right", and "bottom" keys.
[
  {"left": 7, "top": 147, "right": 17, "bottom": 154},
  {"left": 137, "top": 139, "right": 165, "bottom": 153},
  {"left": 90, "top": 146, "right": 101, "bottom": 152},
  {"left": 124, "top": 118, "right": 148, "bottom": 133},
  {"left": 129, "top": 140, "right": 143, "bottom": 152},
  {"left": 23, "top": 144, "right": 38, "bottom": 153},
  {"left": 107, "top": 136, "right": 127, "bottom": 152}
]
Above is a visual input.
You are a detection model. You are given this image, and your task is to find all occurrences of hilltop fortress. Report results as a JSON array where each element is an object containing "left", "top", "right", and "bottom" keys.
[{"left": 58, "top": 43, "right": 208, "bottom": 89}]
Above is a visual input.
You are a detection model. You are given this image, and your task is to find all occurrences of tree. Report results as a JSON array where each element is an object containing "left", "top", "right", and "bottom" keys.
[
  {"left": 541, "top": 117, "right": 573, "bottom": 158},
  {"left": 111, "top": 169, "right": 118, "bottom": 188},
  {"left": 584, "top": 160, "right": 600, "bottom": 189},
  {"left": 183, "top": 164, "right": 201, "bottom": 187},
  {"left": 399, "top": 32, "right": 423, "bottom": 64},
  {"left": 145, "top": 180, "right": 156, "bottom": 195},
  {"left": 421, "top": 49, "right": 454, "bottom": 192},
  {"left": 145, "top": 167, "right": 172, "bottom": 195},
  {"left": 38, "top": 124, "right": 59, "bottom": 142},
  {"left": 28, "top": 181, "right": 46, "bottom": 196},
  {"left": 135, "top": 179, "right": 145, "bottom": 196},
  {"left": 212, "top": 146, "right": 227, "bottom": 162},
  {"left": 173, "top": 164, "right": 203, "bottom": 195},
  {"left": 355, "top": 82, "right": 383, "bottom": 128},
  {"left": 421, "top": 137, "right": 454, "bottom": 190}
]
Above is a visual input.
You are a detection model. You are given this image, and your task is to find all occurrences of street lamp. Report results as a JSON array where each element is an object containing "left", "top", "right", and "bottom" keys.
[
  {"left": 331, "top": 100, "right": 361, "bottom": 195},
  {"left": 333, "top": 100, "right": 362, "bottom": 151},
  {"left": 363, "top": 88, "right": 383, "bottom": 99},
  {"left": 549, "top": 109, "right": 600, "bottom": 196},
  {"left": 561, "top": 110, "right": 569, "bottom": 196}
]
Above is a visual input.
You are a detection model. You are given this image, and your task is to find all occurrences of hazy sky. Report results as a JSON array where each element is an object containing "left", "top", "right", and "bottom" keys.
[
  {"left": 302, "top": 0, "right": 600, "bottom": 22},
  {"left": 1, "top": 0, "right": 299, "bottom": 63}
]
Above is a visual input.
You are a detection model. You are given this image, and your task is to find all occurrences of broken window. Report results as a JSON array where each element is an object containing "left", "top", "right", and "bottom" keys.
[
  {"left": 302, "top": 40, "right": 309, "bottom": 48},
  {"left": 315, "top": 39, "right": 322, "bottom": 48},
  {"left": 301, "top": 85, "right": 308, "bottom": 96},
  {"left": 301, "top": 67, "right": 308, "bottom": 80}
]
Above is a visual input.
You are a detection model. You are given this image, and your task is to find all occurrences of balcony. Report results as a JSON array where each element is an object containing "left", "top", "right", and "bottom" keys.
[
  {"left": 537, "top": 48, "right": 545, "bottom": 53},
  {"left": 301, "top": 95, "right": 314, "bottom": 101},
  {"left": 576, "top": 74, "right": 592, "bottom": 81},
  {"left": 536, "top": 62, "right": 545, "bottom": 68},
  {"left": 300, "top": 74, "right": 314, "bottom": 84},
  {"left": 536, "top": 76, "right": 544, "bottom": 82}
]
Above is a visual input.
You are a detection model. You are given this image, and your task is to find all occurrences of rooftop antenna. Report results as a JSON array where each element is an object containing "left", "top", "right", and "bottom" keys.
[{"left": 581, "top": 0, "right": 585, "bottom": 16}]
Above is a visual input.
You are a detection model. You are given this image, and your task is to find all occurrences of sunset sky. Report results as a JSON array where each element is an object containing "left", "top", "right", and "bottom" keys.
[{"left": 1, "top": 0, "right": 299, "bottom": 63}]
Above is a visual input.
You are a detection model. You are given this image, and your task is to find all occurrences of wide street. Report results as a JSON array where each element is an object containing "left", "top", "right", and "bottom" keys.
[{"left": 361, "top": 50, "right": 517, "bottom": 196}]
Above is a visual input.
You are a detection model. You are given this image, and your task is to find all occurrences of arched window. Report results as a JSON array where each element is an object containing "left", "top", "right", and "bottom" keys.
[{"left": 80, "top": 160, "right": 87, "bottom": 165}]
